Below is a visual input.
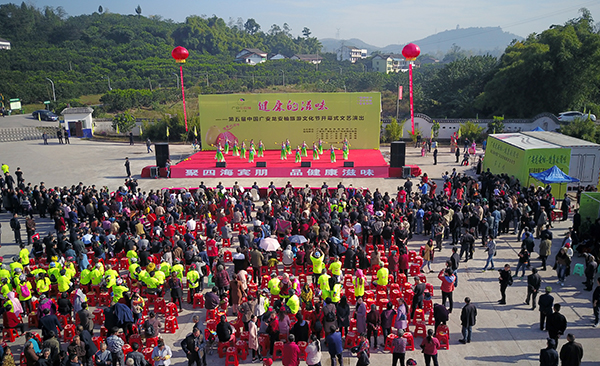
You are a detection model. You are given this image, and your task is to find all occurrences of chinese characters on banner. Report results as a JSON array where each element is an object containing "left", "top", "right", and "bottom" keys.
[{"left": 179, "top": 167, "right": 385, "bottom": 178}]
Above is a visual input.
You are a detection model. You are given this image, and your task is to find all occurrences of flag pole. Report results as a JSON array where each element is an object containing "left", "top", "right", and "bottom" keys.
[{"left": 180, "top": 64, "right": 188, "bottom": 133}]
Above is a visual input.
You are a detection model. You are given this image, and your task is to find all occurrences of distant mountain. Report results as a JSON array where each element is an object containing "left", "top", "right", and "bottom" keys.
[{"left": 320, "top": 27, "right": 523, "bottom": 57}]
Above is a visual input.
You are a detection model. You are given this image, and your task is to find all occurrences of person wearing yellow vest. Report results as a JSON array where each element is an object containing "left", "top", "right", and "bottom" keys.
[
  {"left": 186, "top": 265, "right": 200, "bottom": 301},
  {"left": 310, "top": 249, "right": 325, "bottom": 284},
  {"left": 36, "top": 272, "right": 51, "bottom": 297},
  {"left": 144, "top": 272, "right": 160, "bottom": 295},
  {"left": 278, "top": 273, "right": 292, "bottom": 299},
  {"left": 19, "top": 244, "right": 30, "bottom": 267},
  {"left": 171, "top": 260, "right": 184, "bottom": 280},
  {"left": 330, "top": 282, "right": 342, "bottom": 304},
  {"left": 0, "top": 278, "right": 11, "bottom": 297},
  {"left": 47, "top": 262, "right": 60, "bottom": 283},
  {"left": 63, "top": 260, "right": 76, "bottom": 279},
  {"left": 153, "top": 269, "right": 166, "bottom": 286},
  {"left": 0, "top": 264, "right": 11, "bottom": 281},
  {"left": 9, "top": 257, "right": 24, "bottom": 277},
  {"left": 329, "top": 256, "right": 342, "bottom": 281},
  {"left": 353, "top": 269, "right": 366, "bottom": 298},
  {"left": 104, "top": 273, "right": 116, "bottom": 290},
  {"left": 138, "top": 268, "right": 149, "bottom": 284},
  {"left": 375, "top": 262, "right": 389, "bottom": 287},
  {"left": 111, "top": 278, "right": 129, "bottom": 303},
  {"left": 16, "top": 274, "right": 33, "bottom": 313},
  {"left": 104, "top": 265, "right": 119, "bottom": 280},
  {"left": 286, "top": 294, "right": 300, "bottom": 314},
  {"left": 268, "top": 273, "right": 281, "bottom": 296},
  {"left": 90, "top": 263, "right": 104, "bottom": 286},
  {"left": 80, "top": 265, "right": 92, "bottom": 288},
  {"left": 129, "top": 260, "right": 140, "bottom": 281},
  {"left": 57, "top": 269, "right": 73, "bottom": 293},
  {"left": 159, "top": 261, "right": 171, "bottom": 277},
  {"left": 127, "top": 246, "right": 139, "bottom": 265},
  {"left": 318, "top": 269, "right": 331, "bottom": 300}
]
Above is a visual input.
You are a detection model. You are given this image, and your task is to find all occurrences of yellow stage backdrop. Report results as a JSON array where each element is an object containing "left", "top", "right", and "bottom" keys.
[{"left": 199, "top": 92, "right": 381, "bottom": 150}]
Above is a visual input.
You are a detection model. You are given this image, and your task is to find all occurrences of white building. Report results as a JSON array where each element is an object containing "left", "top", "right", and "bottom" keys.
[
  {"left": 290, "top": 54, "right": 323, "bottom": 64},
  {"left": 338, "top": 45, "right": 367, "bottom": 63},
  {"left": 235, "top": 48, "right": 267, "bottom": 65},
  {"left": 0, "top": 38, "right": 10, "bottom": 50},
  {"left": 61, "top": 107, "right": 94, "bottom": 138}
]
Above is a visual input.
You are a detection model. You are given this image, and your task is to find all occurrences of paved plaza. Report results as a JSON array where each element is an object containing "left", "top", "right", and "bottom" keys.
[{"left": 0, "top": 115, "right": 598, "bottom": 365}]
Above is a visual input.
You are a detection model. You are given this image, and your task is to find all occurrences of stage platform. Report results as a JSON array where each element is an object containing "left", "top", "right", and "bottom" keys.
[{"left": 144, "top": 149, "right": 389, "bottom": 179}]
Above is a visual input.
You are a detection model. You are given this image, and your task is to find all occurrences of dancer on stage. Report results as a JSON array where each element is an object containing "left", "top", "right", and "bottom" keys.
[
  {"left": 215, "top": 143, "right": 225, "bottom": 162},
  {"left": 330, "top": 145, "right": 336, "bottom": 163},
  {"left": 281, "top": 142, "right": 287, "bottom": 160},
  {"left": 312, "top": 142, "right": 320, "bottom": 160},
  {"left": 249, "top": 145, "right": 256, "bottom": 163},
  {"left": 257, "top": 140, "right": 264, "bottom": 157},
  {"left": 342, "top": 143, "right": 349, "bottom": 160},
  {"left": 318, "top": 138, "right": 324, "bottom": 154},
  {"left": 224, "top": 138, "right": 230, "bottom": 154},
  {"left": 232, "top": 140, "right": 240, "bottom": 156},
  {"left": 240, "top": 141, "right": 247, "bottom": 159},
  {"left": 285, "top": 139, "right": 292, "bottom": 155},
  {"left": 295, "top": 146, "right": 302, "bottom": 163},
  {"left": 301, "top": 141, "right": 308, "bottom": 157}
]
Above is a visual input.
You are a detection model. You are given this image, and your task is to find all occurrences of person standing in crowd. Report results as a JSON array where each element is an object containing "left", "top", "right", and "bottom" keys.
[
  {"left": 151, "top": 340, "right": 172, "bottom": 366},
  {"left": 539, "top": 338, "right": 558, "bottom": 366},
  {"left": 326, "top": 326, "right": 344, "bottom": 366},
  {"left": 438, "top": 267, "right": 455, "bottom": 313},
  {"left": 498, "top": 264, "right": 513, "bottom": 305},
  {"left": 546, "top": 304, "right": 567, "bottom": 348},
  {"left": 124, "top": 158, "right": 131, "bottom": 179},
  {"left": 420, "top": 329, "right": 440, "bottom": 366},
  {"left": 146, "top": 138, "right": 153, "bottom": 153},
  {"left": 526, "top": 268, "right": 542, "bottom": 310},
  {"left": 459, "top": 297, "right": 477, "bottom": 344},
  {"left": 559, "top": 334, "right": 583, "bottom": 366},
  {"left": 305, "top": 334, "right": 321, "bottom": 366},
  {"left": 391, "top": 329, "right": 407, "bottom": 366},
  {"left": 593, "top": 278, "right": 600, "bottom": 327},
  {"left": 539, "top": 287, "right": 554, "bottom": 331}
]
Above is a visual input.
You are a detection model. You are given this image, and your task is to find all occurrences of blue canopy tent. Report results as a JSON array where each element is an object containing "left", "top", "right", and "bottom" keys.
[
  {"left": 531, "top": 126, "right": 545, "bottom": 131},
  {"left": 529, "top": 165, "right": 579, "bottom": 198}
]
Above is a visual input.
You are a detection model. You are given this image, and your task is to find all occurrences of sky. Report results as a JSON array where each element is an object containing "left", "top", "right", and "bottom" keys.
[{"left": 8, "top": 0, "right": 600, "bottom": 46}]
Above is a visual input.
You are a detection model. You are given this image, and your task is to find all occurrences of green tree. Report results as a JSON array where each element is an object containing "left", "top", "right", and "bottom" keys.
[
  {"left": 302, "top": 27, "right": 311, "bottom": 38},
  {"left": 135, "top": 5, "right": 142, "bottom": 16},
  {"left": 487, "top": 115, "right": 504, "bottom": 134},
  {"left": 559, "top": 117, "right": 599, "bottom": 143},
  {"left": 384, "top": 118, "right": 405, "bottom": 142},
  {"left": 432, "top": 120, "right": 440, "bottom": 139},
  {"left": 112, "top": 111, "right": 136, "bottom": 133},
  {"left": 459, "top": 121, "right": 485, "bottom": 142},
  {"left": 98, "top": 6, "right": 103, "bottom": 14},
  {"left": 244, "top": 18, "right": 260, "bottom": 35}
]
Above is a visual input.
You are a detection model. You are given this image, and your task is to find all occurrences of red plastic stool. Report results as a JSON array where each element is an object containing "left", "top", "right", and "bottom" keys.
[
  {"left": 193, "top": 293, "right": 204, "bottom": 309},
  {"left": 428, "top": 310, "right": 435, "bottom": 325},
  {"left": 146, "top": 336, "right": 159, "bottom": 349},
  {"left": 377, "top": 298, "right": 390, "bottom": 312},
  {"left": 164, "top": 316, "right": 179, "bottom": 333},
  {"left": 142, "top": 348, "right": 154, "bottom": 366},
  {"left": 259, "top": 334, "right": 270, "bottom": 356},
  {"left": 298, "top": 341, "right": 308, "bottom": 360},
  {"left": 218, "top": 341, "right": 230, "bottom": 358},
  {"left": 63, "top": 324, "right": 76, "bottom": 342},
  {"left": 86, "top": 292, "right": 97, "bottom": 307},
  {"left": 19, "top": 352, "right": 26, "bottom": 366},
  {"left": 222, "top": 238, "right": 232, "bottom": 248},
  {"left": 225, "top": 347, "right": 238, "bottom": 366},
  {"left": 403, "top": 332, "right": 415, "bottom": 351},
  {"left": 413, "top": 309, "right": 425, "bottom": 324},
  {"left": 344, "top": 331, "right": 358, "bottom": 349},
  {"left": 436, "top": 330, "right": 449, "bottom": 350},
  {"left": 206, "top": 309, "right": 218, "bottom": 321},
  {"left": 418, "top": 273, "right": 427, "bottom": 283},
  {"left": 98, "top": 292, "right": 111, "bottom": 307},
  {"left": 273, "top": 341, "right": 284, "bottom": 360},
  {"left": 207, "top": 319, "right": 217, "bottom": 332},
  {"left": 403, "top": 289, "right": 414, "bottom": 305},
  {"left": 423, "top": 299, "right": 433, "bottom": 312},
  {"left": 93, "top": 309, "right": 105, "bottom": 326},
  {"left": 128, "top": 333, "right": 142, "bottom": 349},
  {"left": 122, "top": 344, "right": 132, "bottom": 356},
  {"left": 413, "top": 322, "right": 427, "bottom": 338},
  {"left": 165, "top": 302, "right": 179, "bottom": 317},
  {"left": 349, "top": 318, "right": 357, "bottom": 332},
  {"left": 155, "top": 298, "right": 167, "bottom": 315},
  {"left": 224, "top": 252, "right": 233, "bottom": 263},
  {"left": 426, "top": 283, "right": 435, "bottom": 297},
  {"left": 235, "top": 340, "right": 248, "bottom": 360},
  {"left": 401, "top": 282, "right": 412, "bottom": 293},
  {"left": 28, "top": 312, "right": 38, "bottom": 328},
  {"left": 409, "top": 263, "right": 420, "bottom": 276},
  {"left": 92, "top": 336, "right": 104, "bottom": 350},
  {"left": 384, "top": 334, "right": 398, "bottom": 351},
  {"left": 2, "top": 329, "right": 18, "bottom": 342},
  {"left": 100, "top": 326, "right": 108, "bottom": 338},
  {"left": 299, "top": 273, "right": 307, "bottom": 285},
  {"left": 376, "top": 290, "right": 387, "bottom": 300}
]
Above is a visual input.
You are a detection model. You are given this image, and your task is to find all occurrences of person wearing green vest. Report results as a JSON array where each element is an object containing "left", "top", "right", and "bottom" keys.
[
  {"left": 268, "top": 273, "right": 281, "bottom": 296},
  {"left": 47, "top": 263, "right": 61, "bottom": 283},
  {"left": 375, "top": 262, "right": 389, "bottom": 287},
  {"left": 9, "top": 257, "right": 24, "bottom": 277},
  {"left": 172, "top": 260, "right": 185, "bottom": 280},
  {"left": 104, "top": 273, "right": 116, "bottom": 290},
  {"left": 0, "top": 264, "right": 11, "bottom": 281},
  {"left": 57, "top": 269, "right": 72, "bottom": 293},
  {"left": 129, "top": 260, "right": 140, "bottom": 280},
  {"left": 159, "top": 261, "right": 171, "bottom": 277},
  {"left": 353, "top": 269, "right": 366, "bottom": 298},
  {"left": 329, "top": 256, "right": 342, "bottom": 280},
  {"left": 31, "top": 267, "right": 46, "bottom": 278},
  {"left": 138, "top": 268, "right": 149, "bottom": 284},
  {"left": 153, "top": 269, "right": 166, "bottom": 286},
  {"left": 63, "top": 260, "right": 76, "bottom": 279},
  {"left": 144, "top": 272, "right": 160, "bottom": 295},
  {"left": 36, "top": 272, "right": 51, "bottom": 297},
  {"left": 104, "top": 265, "right": 119, "bottom": 280},
  {"left": 80, "top": 265, "right": 92, "bottom": 287},
  {"left": 127, "top": 246, "right": 139, "bottom": 265},
  {"left": 90, "top": 263, "right": 104, "bottom": 286},
  {"left": 287, "top": 294, "right": 300, "bottom": 314},
  {"left": 318, "top": 269, "right": 331, "bottom": 300},
  {"left": 0, "top": 278, "right": 11, "bottom": 297},
  {"left": 186, "top": 265, "right": 200, "bottom": 301},
  {"left": 16, "top": 274, "right": 33, "bottom": 313},
  {"left": 19, "top": 244, "right": 30, "bottom": 266},
  {"left": 278, "top": 273, "right": 292, "bottom": 300},
  {"left": 112, "top": 278, "right": 129, "bottom": 303},
  {"left": 310, "top": 249, "right": 325, "bottom": 284}
]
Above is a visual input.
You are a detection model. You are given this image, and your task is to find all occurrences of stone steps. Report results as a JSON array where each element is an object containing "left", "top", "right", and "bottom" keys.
[{"left": 0, "top": 127, "right": 59, "bottom": 142}]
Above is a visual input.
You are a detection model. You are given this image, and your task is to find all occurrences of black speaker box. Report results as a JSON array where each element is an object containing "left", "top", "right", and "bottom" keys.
[
  {"left": 301, "top": 162, "right": 311, "bottom": 168},
  {"left": 155, "top": 143, "right": 170, "bottom": 168},
  {"left": 390, "top": 141, "right": 406, "bottom": 168},
  {"left": 256, "top": 162, "right": 267, "bottom": 167},
  {"left": 216, "top": 162, "right": 226, "bottom": 168},
  {"left": 343, "top": 161, "right": 354, "bottom": 167}
]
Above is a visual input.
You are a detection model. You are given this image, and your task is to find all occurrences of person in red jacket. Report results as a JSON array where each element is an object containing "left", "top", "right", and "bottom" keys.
[
  {"left": 282, "top": 334, "right": 300, "bottom": 366},
  {"left": 438, "top": 267, "right": 456, "bottom": 313},
  {"left": 3, "top": 309, "right": 25, "bottom": 333},
  {"left": 399, "top": 249, "right": 409, "bottom": 276}
]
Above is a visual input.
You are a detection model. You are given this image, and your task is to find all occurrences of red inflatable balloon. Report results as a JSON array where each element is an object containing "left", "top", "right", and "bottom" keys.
[
  {"left": 402, "top": 43, "right": 421, "bottom": 61},
  {"left": 171, "top": 46, "right": 189, "bottom": 63}
]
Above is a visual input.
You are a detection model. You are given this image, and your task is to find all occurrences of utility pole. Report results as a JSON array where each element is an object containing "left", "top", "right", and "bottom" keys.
[{"left": 45, "top": 78, "right": 56, "bottom": 102}]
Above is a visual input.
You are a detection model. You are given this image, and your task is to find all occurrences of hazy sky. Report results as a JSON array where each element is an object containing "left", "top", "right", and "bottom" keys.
[{"left": 10, "top": 0, "right": 600, "bottom": 46}]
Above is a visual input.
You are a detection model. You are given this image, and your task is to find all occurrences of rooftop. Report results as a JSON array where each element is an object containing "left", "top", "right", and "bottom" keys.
[{"left": 61, "top": 107, "right": 94, "bottom": 114}]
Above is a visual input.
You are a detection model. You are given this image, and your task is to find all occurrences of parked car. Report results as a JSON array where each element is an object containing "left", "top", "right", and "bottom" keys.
[
  {"left": 32, "top": 110, "right": 59, "bottom": 121},
  {"left": 557, "top": 111, "right": 596, "bottom": 122}
]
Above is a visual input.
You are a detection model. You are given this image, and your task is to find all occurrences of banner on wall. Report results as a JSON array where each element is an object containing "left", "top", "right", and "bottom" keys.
[{"left": 199, "top": 92, "right": 381, "bottom": 150}]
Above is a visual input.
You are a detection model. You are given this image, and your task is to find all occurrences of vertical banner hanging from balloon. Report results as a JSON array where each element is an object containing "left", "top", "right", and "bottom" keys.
[
  {"left": 171, "top": 46, "right": 190, "bottom": 132},
  {"left": 398, "top": 85, "right": 403, "bottom": 100},
  {"left": 402, "top": 43, "right": 420, "bottom": 135}
]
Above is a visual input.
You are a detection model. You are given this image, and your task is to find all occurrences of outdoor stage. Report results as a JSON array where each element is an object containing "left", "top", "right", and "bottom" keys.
[{"left": 165, "top": 149, "right": 389, "bottom": 178}]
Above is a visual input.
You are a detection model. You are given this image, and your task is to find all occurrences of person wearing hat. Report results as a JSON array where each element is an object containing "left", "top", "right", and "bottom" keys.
[
  {"left": 539, "top": 337, "right": 558, "bottom": 366},
  {"left": 16, "top": 273, "right": 33, "bottom": 313},
  {"left": 112, "top": 278, "right": 129, "bottom": 303}
]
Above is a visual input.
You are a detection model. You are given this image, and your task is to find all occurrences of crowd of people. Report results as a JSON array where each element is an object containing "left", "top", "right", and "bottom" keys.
[{"left": 0, "top": 159, "right": 595, "bottom": 366}]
